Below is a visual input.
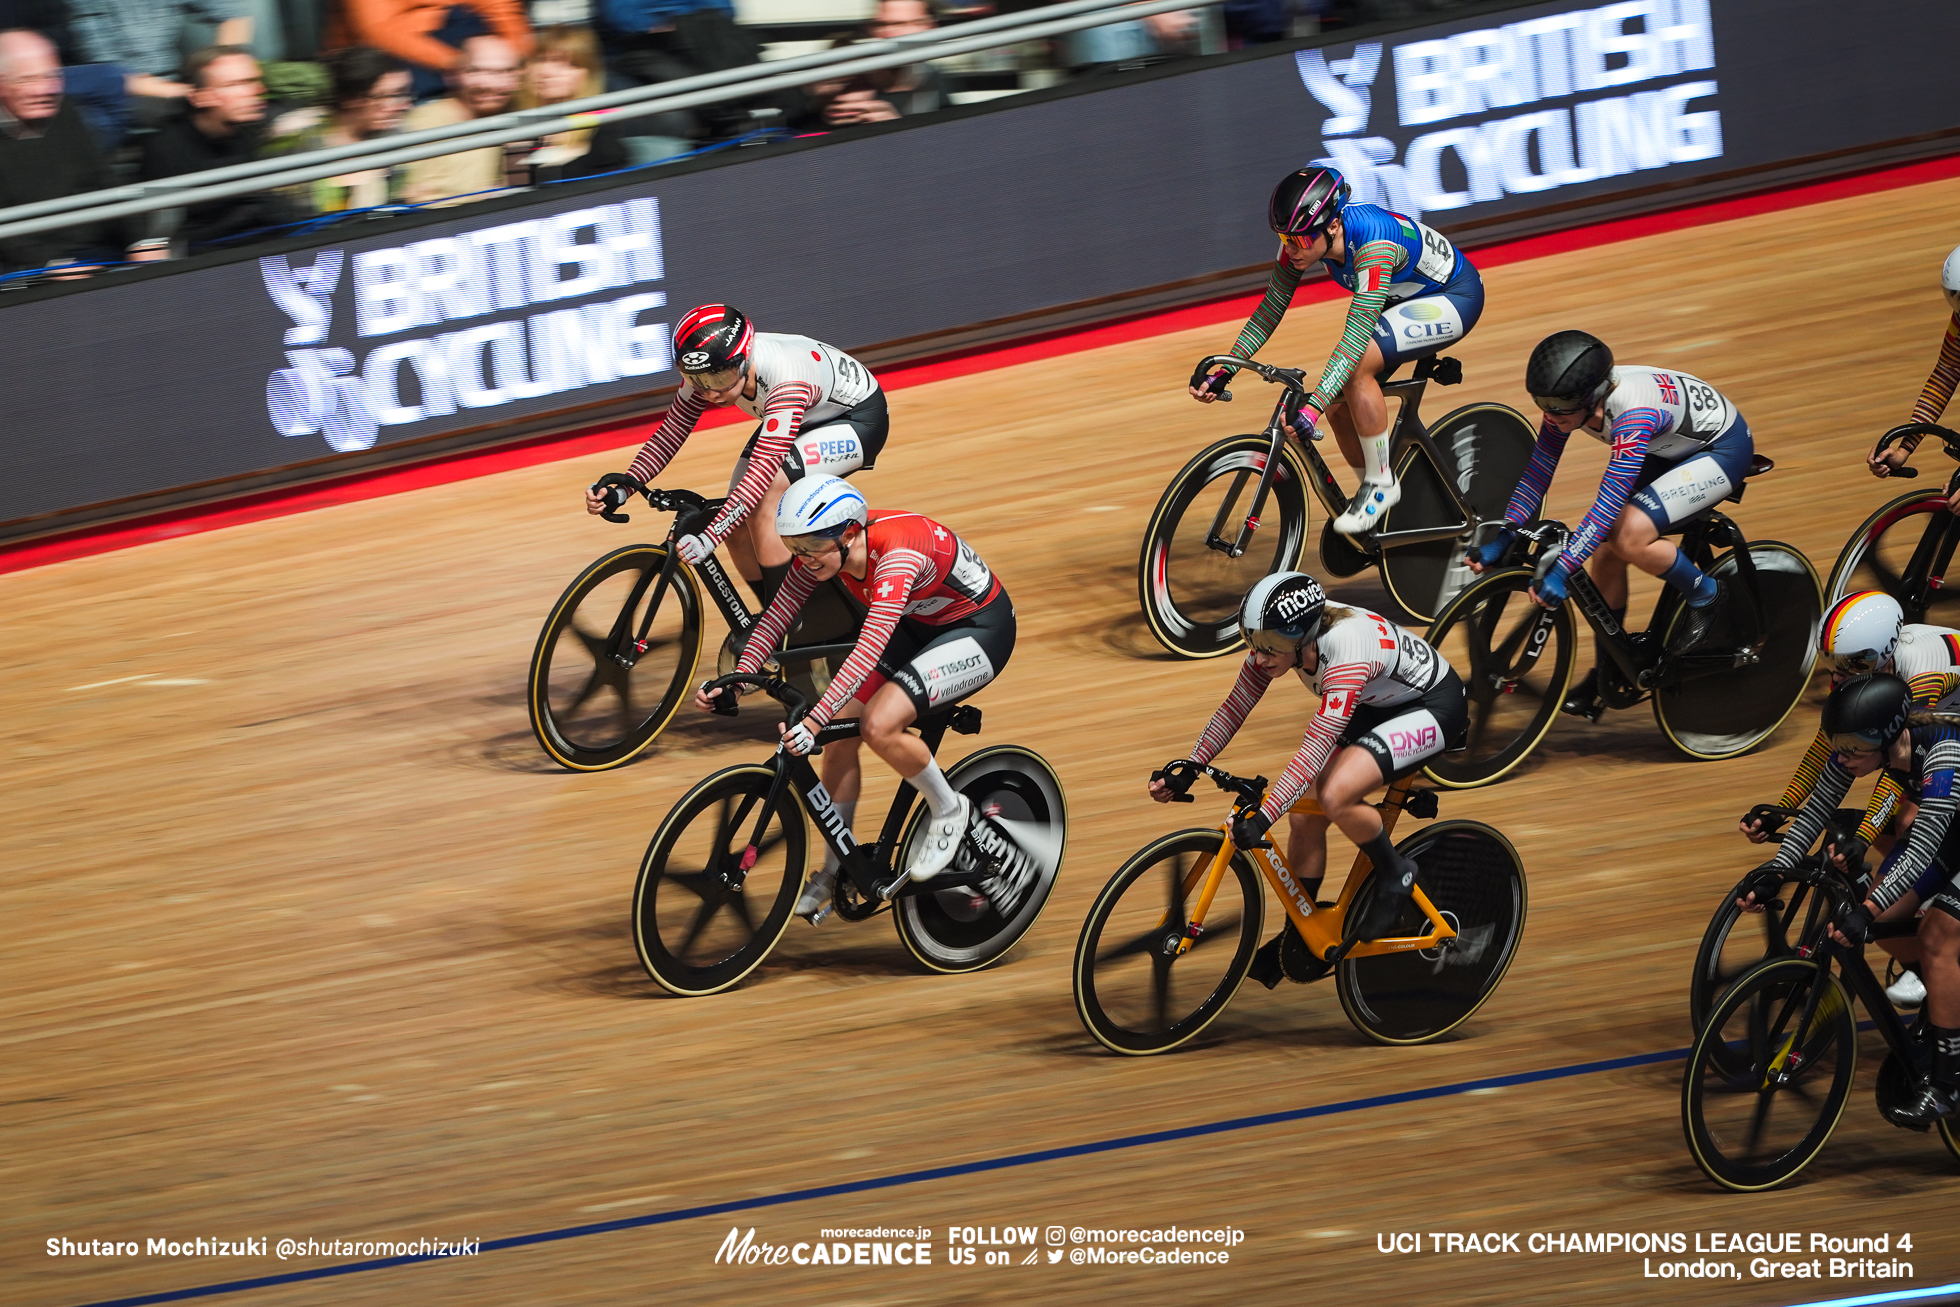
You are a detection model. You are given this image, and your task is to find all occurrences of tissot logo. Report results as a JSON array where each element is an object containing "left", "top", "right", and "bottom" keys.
[
  {"left": 1296, "top": 0, "right": 1722, "bottom": 223},
  {"left": 261, "top": 197, "right": 672, "bottom": 452}
]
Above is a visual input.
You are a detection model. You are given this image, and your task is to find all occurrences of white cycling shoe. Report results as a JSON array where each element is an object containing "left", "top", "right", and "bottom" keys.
[
  {"left": 907, "top": 795, "right": 973, "bottom": 883},
  {"left": 1332, "top": 476, "right": 1400, "bottom": 537},
  {"left": 1887, "top": 967, "right": 1927, "bottom": 1008},
  {"left": 795, "top": 867, "right": 838, "bottom": 925}
]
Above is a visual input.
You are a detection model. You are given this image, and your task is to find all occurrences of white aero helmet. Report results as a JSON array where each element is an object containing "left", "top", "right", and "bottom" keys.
[
  {"left": 776, "top": 474, "right": 868, "bottom": 540},
  {"left": 1821, "top": 590, "right": 1904, "bottom": 675},
  {"left": 1944, "top": 244, "right": 1960, "bottom": 315}
]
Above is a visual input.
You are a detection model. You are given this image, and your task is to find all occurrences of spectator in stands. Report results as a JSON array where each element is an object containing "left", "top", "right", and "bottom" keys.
[
  {"left": 69, "top": 0, "right": 253, "bottom": 123},
  {"left": 0, "top": 0, "right": 135, "bottom": 150},
  {"left": 0, "top": 26, "right": 140, "bottom": 272},
  {"left": 516, "top": 24, "right": 633, "bottom": 177},
  {"left": 140, "top": 44, "right": 297, "bottom": 248},
  {"left": 823, "top": 0, "right": 945, "bottom": 126},
  {"left": 399, "top": 32, "right": 522, "bottom": 205},
  {"left": 268, "top": 45, "right": 411, "bottom": 213},
  {"left": 330, "top": 0, "right": 532, "bottom": 103},
  {"left": 1061, "top": 8, "right": 1197, "bottom": 69},
  {"left": 600, "top": 0, "right": 795, "bottom": 141}
]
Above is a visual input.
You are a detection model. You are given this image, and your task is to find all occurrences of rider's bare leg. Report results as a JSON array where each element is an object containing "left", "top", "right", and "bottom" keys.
[
  {"left": 722, "top": 466, "right": 794, "bottom": 585},
  {"left": 1331, "top": 343, "right": 1398, "bottom": 535},
  {"left": 1323, "top": 403, "right": 1362, "bottom": 470},
  {"left": 1285, "top": 806, "right": 1329, "bottom": 898}
]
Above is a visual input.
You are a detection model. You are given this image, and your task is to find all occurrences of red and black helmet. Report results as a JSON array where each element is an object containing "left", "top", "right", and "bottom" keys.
[
  {"left": 1268, "top": 166, "right": 1350, "bottom": 239},
  {"left": 673, "top": 304, "right": 754, "bottom": 383}
]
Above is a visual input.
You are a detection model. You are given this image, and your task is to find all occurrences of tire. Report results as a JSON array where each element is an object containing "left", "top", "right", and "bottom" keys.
[
  {"left": 529, "top": 544, "right": 703, "bottom": 772},
  {"left": 1336, "top": 820, "right": 1526, "bottom": 1045},
  {"left": 1377, "top": 403, "right": 1538, "bottom": 623},
  {"left": 632, "top": 764, "right": 805, "bottom": 996},
  {"left": 1688, "top": 866, "right": 1842, "bottom": 1043},
  {"left": 1139, "top": 435, "right": 1313, "bottom": 659},
  {"left": 1072, "top": 830, "right": 1263, "bottom": 1055},
  {"left": 1826, "top": 488, "right": 1960, "bottom": 627},
  {"left": 892, "top": 746, "right": 1067, "bottom": 973},
  {"left": 1682, "top": 957, "right": 1857, "bottom": 1191},
  {"left": 1420, "top": 569, "right": 1577, "bottom": 789},
  {"left": 1654, "top": 541, "right": 1821, "bottom": 760}
]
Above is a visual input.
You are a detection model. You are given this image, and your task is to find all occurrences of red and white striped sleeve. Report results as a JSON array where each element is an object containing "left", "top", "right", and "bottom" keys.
[
  {"left": 624, "top": 384, "right": 712, "bottom": 485},
  {"left": 805, "top": 548, "right": 928, "bottom": 728},
  {"left": 735, "top": 560, "right": 820, "bottom": 677},
  {"left": 1189, "top": 657, "right": 1276, "bottom": 764},
  {"left": 1910, "top": 312, "right": 1960, "bottom": 427},
  {"left": 705, "top": 382, "right": 817, "bottom": 543},
  {"left": 1261, "top": 661, "right": 1371, "bottom": 819}
]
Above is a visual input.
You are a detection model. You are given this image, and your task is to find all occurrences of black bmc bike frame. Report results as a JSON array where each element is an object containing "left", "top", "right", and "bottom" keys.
[
  {"left": 1190, "top": 353, "right": 1481, "bottom": 560},
  {"left": 1871, "top": 422, "right": 1960, "bottom": 617}
]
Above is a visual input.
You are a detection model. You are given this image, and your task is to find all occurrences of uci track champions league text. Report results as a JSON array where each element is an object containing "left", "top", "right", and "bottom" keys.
[
  {"left": 258, "top": 197, "right": 670, "bottom": 453},
  {"left": 1297, "top": 0, "right": 1722, "bottom": 223}
]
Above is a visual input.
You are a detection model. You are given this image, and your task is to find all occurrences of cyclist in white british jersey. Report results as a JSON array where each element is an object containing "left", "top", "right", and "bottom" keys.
[
  {"left": 1469, "top": 330, "right": 1757, "bottom": 715},
  {"left": 1149, "top": 572, "right": 1467, "bottom": 967},
  {"left": 583, "top": 303, "right": 888, "bottom": 608}
]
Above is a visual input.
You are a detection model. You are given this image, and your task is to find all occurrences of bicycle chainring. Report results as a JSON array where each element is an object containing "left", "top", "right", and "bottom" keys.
[{"left": 1319, "top": 520, "right": 1374, "bottom": 578}]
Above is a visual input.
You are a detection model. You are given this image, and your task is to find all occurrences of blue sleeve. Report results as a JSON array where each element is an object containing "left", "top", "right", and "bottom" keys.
[
  {"left": 1501, "top": 420, "right": 1569, "bottom": 526},
  {"left": 1556, "top": 408, "right": 1660, "bottom": 576}
]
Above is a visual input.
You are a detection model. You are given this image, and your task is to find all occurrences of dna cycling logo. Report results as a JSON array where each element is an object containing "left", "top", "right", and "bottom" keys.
[
  {"left": 260, "top": 198, "right": 671, "bottom": 452},
  {"left": 1295, "top": 0, "right": 1724, "bottom": 223}
]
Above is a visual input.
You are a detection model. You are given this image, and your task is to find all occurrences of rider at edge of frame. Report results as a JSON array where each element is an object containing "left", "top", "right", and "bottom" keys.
[
  {"left": 698, "top": 475, "right": 1017, "bottom": 925},
  {"left": 584, "top": 304, "right": 889, "bottom": 613},
  {"left": 1762, "top": 672, "right": 1960, "bottom": 1125},
  {"left": 1868, "top": 244, "right": 1960, "bottom": 510},
  {"left": 1148, "top": 572, "right": 1467, "bottom": 982},
  {"left": 1467, "top": 331, "right": 1756, "bottom": 717},
  {"left": 1739, "top": 590, "right": 1960, "bottom": 1008},
  {"left": 1188, "top": 166, "right": 1485, "bottom": 538}
]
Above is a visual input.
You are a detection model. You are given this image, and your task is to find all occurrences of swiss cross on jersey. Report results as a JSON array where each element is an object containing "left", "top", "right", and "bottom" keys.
[{"left": 842, "top": 510, "right": 1002, "bottom": 624}]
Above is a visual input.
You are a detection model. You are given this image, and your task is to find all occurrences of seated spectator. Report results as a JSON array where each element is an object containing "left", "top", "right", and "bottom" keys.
[
  {"left": 0, "top": 26, "right": 139, "bottom": 273},
  {"left": 329, "top": 0, "right": 532, "bottom": 103},
  {"left": 140, "top": 44, "right": 297, "bottom": 249},
  {"left": 516, "top": 22, "right": 604, "bottom": 168},
  {"left": 69, "top": 0, "right": 253, "bottom": 123},
  {"left": 1061, "top": 9, "right": 1197, "bottom": 69},
  {"left": 600, "top": 0, "right": 791, "bottom": 140},
  {"left": 267, "top": 45, "right": 411, "bottom": 213},
  {"left": 399, "top": 33, "right": 522, "bottom": 205},
  {"left": 823, "top": 0, "right": 945, "bottom": 126}
]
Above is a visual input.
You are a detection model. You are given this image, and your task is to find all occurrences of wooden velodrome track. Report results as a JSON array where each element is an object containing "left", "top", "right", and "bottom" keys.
[{"left": 10, "top": 175, "right": 1960, "bottom": 1307}]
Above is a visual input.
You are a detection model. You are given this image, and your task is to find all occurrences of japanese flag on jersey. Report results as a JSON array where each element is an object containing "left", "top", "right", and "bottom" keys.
[{"left": 730, "top": 333, "right": 878, "bottom": 427}]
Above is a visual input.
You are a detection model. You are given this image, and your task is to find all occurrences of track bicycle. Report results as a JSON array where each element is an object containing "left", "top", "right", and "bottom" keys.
[
  {"left": 1137, "top": 353, "right": 1536, "bottom": 658},
  {"left": 1681, "top": 886, "right": 1960, "bottom": 1192},
  {"left": 1827, "top": 422, "right": 1960, "bottom": 626},
  {"left": 1421, "top": 489, "right": 1821, "bottom": 787},
  {"left": 527, "top": 478, "right": 865, "bottom": 771},
  {"left": 1071, "top": 763, "right": 1524, "bottom": 1054},
  {"left": 631, "top": 672, "right": 1066, "bottom": 996}
]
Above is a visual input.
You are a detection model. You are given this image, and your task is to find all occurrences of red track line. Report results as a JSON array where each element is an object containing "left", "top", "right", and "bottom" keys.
[{"left": 8, "top": 151, "right": 1958, "bottom": 577}]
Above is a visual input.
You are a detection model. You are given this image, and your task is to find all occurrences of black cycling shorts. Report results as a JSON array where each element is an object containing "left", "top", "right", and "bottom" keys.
[
  {"left": 1339, "top": 666, "right": 1469, "bottom": 781},
  {"left": 855, "top": 589, "right": 1015, "bottom": 719},
  {"left": 738, "top": 387, "right": 890, "bottom": 482}
]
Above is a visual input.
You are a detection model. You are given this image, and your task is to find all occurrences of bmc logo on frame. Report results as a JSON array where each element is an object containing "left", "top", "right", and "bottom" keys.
[
  {"left": 1295, "top": 0, "right": 1723, "bottom": 223},
  {"left": 260, "top": 197, "right": 670, "bottom": 452}
]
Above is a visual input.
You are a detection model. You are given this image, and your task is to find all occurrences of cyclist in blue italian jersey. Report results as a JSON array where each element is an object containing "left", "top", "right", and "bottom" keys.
[
  {"left": 1189, "top": 166, "right": 1486, "bottom": 537},
  {"left": 1468, "top": 330, "right": 1756, "bottom": 716}
]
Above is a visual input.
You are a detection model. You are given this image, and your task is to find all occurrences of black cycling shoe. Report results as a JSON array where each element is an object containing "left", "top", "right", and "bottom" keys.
[
  {"left": 1346, "top": 858, "right": 1418, "bottom": 942},
  {"left": 1668, "top": 581, "right": 1728, "bottom": 655},
  {"left": 1894, "top": 1078, "right": 1960, "bottom": 1127},
  {"left": 1560, "top": 668, "right": 1604, "bottom": 720},
  {"left": 1247, "top": 932, "right": 1287, "bottom": 989}
]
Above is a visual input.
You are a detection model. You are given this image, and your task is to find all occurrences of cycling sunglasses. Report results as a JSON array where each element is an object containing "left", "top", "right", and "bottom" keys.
[
  {"left": 1278, "top": 229, "right": 1331, "bottom": 251},
  {"left": 1245, "top": 629, "right": 1306, "bottom": 656},
  {"left": 1530, "top": 395, "right": 1591, "bottom": 416},
  {"left": 784, "top": 528, "right": 850, "bottom": 559},
  {"left": 683, "top": 364, "right": 744, "bottom": 391}
]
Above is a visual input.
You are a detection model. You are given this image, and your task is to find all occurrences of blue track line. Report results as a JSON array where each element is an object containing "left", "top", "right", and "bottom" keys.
[
  {"left": 1783, "top": 1286, "right": 1960, "bottom": 1307},
  {"left": 68, "top": 1044, "right": 1692, "bottom": 1307}
]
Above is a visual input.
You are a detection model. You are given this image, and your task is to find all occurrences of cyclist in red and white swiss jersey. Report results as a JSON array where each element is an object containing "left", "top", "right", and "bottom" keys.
[
  {"left": 584, "top": 304, "right": 888, "bottom": 607},
  {"left": 697, "top": 475, "right": 1016, "bottom": 922},
  {"left": 1149, "top": 572, "right": 1467, "bottom": 970},
  {"left": 1870, "top": 244, "right": 1960, "bottom": 509}
]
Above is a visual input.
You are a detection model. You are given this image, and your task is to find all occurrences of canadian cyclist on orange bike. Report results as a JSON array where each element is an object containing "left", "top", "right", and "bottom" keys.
[
  {"left": 1147, "top": 572, "right": 1467, "bottom": 977},
  {"left": 697, "top": 476, "right": 1015, "bottom": 924},
  {"left": 1868, "top": 244, "right": 1960, "bottom": 509},
  {"left": 1763, "top": 673, "right": 1960, "bottom": 1124},
  {"left": 1739, "top": 591, "right": 1960, "bottom": 1007},
  {"left": 1468, "top": 331, "right": 1756, "bottom": 716},
  {"left": 584, "top": 304, "right": 887, "bottom": 608},
  {"left": 1187, "top": 166, "right": 1485, "bottom": 537}
]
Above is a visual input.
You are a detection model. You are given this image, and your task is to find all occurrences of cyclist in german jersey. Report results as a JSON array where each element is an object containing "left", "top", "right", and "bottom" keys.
[
  {"left": 698, "top": 475, "right": 1015, "bottom": 923},
  {"left": 1188, "top": 167, "right": 1485, "bottom": 538},
  {"left": 1149, "top": 572, "right": 1467, "bottom": 969},
  {"left": 584, "top": 304, "right": 889, "bottom": 608},
  {"left": 1869, "top": 244, "right": 1960, "bottom": 508},
  {"left": 1760, "top": 674, "right": 1960, "bottom": 1124},
  {"left": 1470, "top": 331, "right": 1757, "bottom": 713}
]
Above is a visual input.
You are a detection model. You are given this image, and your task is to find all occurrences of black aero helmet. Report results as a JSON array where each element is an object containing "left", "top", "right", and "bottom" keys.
[
  {"left": 1240, "top": 571, "right": 1327, "bottom": 656},
  {"left": 1269, "top": 167, "right": 1350, "bottom": 239},
  {"left": 1525, "top": 330, "right": 1615, "bottom": 413},
  {"left": 1821, "top": 672, "right": 1912, "bottom": 753}
]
